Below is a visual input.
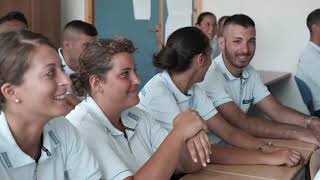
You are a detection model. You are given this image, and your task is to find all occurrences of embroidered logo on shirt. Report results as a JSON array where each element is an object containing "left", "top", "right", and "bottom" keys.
[
  {"left": 242, "top": 98, "right": 253, "bottom": 104},
  {"left": 128, "top": 112, "right": 139, "bottom": 121},
  {"left": 48, "top": 130, "right": 60, "bottom": 145},
  {"left": 1, "top": 152, "right": 12, "bottom": 168},
  {"left": 64, "top": 170, "right": 70, "bottom": 180},
  {"left": 223, "top": 73, "right": 230, "bottom": 81}
]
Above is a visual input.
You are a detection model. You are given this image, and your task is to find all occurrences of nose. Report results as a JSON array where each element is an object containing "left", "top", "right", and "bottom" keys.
[
  {"left": 59, "top": 71, "right": 72, "bottom": 88},
  {"left": 131, "top": 72, "right": 141, "bottom": 86},
  {"left": 241, "top": 43, "right": 249, "bottom": 54}
]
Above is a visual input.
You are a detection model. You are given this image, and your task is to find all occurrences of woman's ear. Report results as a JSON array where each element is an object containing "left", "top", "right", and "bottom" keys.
[
  {"left": 197, "top": 53, "right": 205, "bottom": 66},
  {"left": 89, "top": 75, "right": 105, "bottom": 94},
  {"left": 1, "top": 83, "right": 20, "bottom": 103}
]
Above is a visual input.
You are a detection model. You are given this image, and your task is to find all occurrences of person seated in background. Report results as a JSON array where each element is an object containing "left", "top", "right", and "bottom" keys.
[
  {"left": 196, "top": 12, "right": 220, "bottom": 59},
  {"left": 66, "top": 38, "right": 212, "bottom": 180},
  {"left": 138, "top": 26, "right": 301, "bottom": 166},
  {"left": 59, "top": 20, "right": 97, "bottom": 110},
  {"left": 296, "top": 9, "right": 320, "bottom": 117},
  {"left": 0, "top": 11, "right": 28, "bottom": 32},
  {"left": 217, "top": 15, "right": 229, "bottom": 37},
  {"left": 0, "top": 30, "right": 101, "bottom": 179},
  {"left": 198, "top": 14, "right": 320, "bottom": 147}
]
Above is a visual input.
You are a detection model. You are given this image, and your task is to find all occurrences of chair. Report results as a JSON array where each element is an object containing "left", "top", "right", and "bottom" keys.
[
  {"left": 295, "top": 76, "right": 314, "bottom": 115},
  {"left": 310, "top": 149, "right": 320, "bottom": 180}
]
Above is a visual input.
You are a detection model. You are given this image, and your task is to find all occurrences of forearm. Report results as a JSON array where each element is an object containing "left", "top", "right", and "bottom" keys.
[
  {"left": 272, "top": 107, "right": 308, "bottom": 128},
  {"left": 134, "top": 130, "right": 184, "bottom": 180},
  {"left": 231, "top": 115, "right": 310, "bottom": 140},
  {"left": 222, "top": 126, "right": 264, "bottom": 150},
  {"left": 210, "top": 144, "right": 272, "bottom": 165}
]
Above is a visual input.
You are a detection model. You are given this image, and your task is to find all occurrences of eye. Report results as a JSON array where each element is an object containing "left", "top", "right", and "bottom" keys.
[
  {"left": 120, "top": 71, "right": 130, "bottom": 78},
  {"left": 233, "top": 40, "right": 241, "bottom": 44},
  {"left": 46, "top": 69, "right": 56, "bottom": 79},
  {"left": 249, "top": 40, "right": 256, "bottom": 45}
]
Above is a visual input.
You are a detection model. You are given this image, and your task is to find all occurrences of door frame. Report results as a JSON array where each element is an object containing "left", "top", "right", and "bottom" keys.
[{"left": 85, "top": 0, "right": 165, "bottom": 48}]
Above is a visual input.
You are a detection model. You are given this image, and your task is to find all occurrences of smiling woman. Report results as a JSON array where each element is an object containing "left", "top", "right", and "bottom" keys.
[
  {"left": 0, "top": 30, "right": 102, "bottom": 180},
  {"left": 66, "top": 37, "right": 212, "bottom": 180}
]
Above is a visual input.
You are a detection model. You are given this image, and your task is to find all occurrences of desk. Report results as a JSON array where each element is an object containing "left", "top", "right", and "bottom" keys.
[
  {"left": 258, "top": 70, "right": 291, "bottom": 86},
  {"left": 181, "top": 139, "right": 317, "bottom": 180}
]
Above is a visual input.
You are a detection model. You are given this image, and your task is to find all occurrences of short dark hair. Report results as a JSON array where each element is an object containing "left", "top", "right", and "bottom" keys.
[
  {"left": 196, "top": 12, "right": 216, "bottom": 25},
  {"left": 153, "top": 27, "right": 210, "bottom": 73},
  {"left": 0, "top": 11, "right": 28, "bottom": 28},
  {"left": 223, "top": 14, "right": 255, "bottom": 29},
  {"left": 307, "top": 9, "right": 320, "bottom": 32},
  {"left": 64, "top": 20, "right": 97, "bottom": 36}
]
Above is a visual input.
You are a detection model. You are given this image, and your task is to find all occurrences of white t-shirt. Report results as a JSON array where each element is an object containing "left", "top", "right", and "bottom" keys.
[
  {"left": 199, "top": 54, "right": 270, "bottom": 113},
  {"left": 138, "top": 70, "right": 219, "bottom": 143},
  {"left": 0, "top": 113, "right": 101, "bottom": 180},
  {"left": 66, "top": 96, "right": 168, "bottom": 180},
  {"left": 296, "top": 41, "right": 320, "bottom": 111}
]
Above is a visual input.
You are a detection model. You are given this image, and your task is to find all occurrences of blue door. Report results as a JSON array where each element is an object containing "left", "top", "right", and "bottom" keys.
[{"left": 95, "top": 0, "right": 167, "bottom": 88}]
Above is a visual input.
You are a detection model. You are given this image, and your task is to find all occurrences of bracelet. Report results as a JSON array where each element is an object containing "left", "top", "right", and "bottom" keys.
[{"left": 306, "top": 116, "right": 320, "bottom": 128}]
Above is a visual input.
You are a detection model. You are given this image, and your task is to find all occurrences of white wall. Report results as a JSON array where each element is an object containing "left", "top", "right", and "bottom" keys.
[
  {"left": 203, "top": 0, "right": 320, "bottom": 113},
  {"left": 61, "top": 0, "right": 85, "bottom": 29}
]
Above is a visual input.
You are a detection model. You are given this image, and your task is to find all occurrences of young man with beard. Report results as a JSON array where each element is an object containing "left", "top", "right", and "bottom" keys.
[{"left": 199, "top": 14, "right": 320, "bottom": 146}]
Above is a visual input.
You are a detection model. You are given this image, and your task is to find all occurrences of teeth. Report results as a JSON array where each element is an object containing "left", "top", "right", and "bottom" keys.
[{"left": 54, "top": 95, "right": 66, "bottom": 100}]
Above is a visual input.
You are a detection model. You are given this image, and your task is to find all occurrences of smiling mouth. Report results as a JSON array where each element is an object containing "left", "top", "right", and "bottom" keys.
[{"left": 53, "top": 94, "right": 66, "bottom": 100}]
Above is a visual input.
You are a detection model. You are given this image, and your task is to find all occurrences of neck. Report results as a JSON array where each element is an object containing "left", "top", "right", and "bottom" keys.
[
  {"left": 4, "top": 108, "right": 44, "bottom": 159},
  {"left": 222, "top": 54, "right": 242, "bottom": 77},
  {"left": 170, "top": 71, "right": 195, "bottom": 95},
  {"left": 93, "top": 95, "right": 124, "bottom": 132},
  {"left": 310, "top": 34, "right": 320, "bottom": 46}
]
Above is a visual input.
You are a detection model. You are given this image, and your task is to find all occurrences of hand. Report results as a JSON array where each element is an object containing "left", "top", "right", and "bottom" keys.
[
  {"left": 266, "top": 149, "right": 302, "bottom": 167},
  {"left": 186, "top": 130, "right": 211, "bottom": 167},
  {"left": 173, "top": 110, "right": 208, "bottom": 141}
]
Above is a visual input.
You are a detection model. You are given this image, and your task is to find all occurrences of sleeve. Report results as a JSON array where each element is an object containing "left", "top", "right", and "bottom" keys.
[
  {"left": 138, "top": 88, "right": 182, "bottom": 131},
  {"left": 252, "top": 70, "right": 271, "bottom": 104},
  {"left": 144, "top": 112, "right": 169, "bottom": 152},
  {"left": 315, "top": 170, "right": 320, "bottom": 180},
  {"left": 198, "top": 67, "right": 233, "bottom": 107},
  {"left": 75, "top": 121, "right": 133, "bottom": 180},
  {"left": 298, "top": 52, "right": 320, "bottom": 87},
  {"left": 194, "top": 85, "right": 218, "bottom": 120},
  {"left": 62, "top": 120, "right": 102, "bottom": 180}
]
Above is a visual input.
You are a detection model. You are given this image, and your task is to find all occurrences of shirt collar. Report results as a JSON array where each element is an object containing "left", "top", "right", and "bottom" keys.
[
  {"left": 58, "top": 48, "right": 76, "bottom": 75},
  {"left": 82, "top": 96, "right": 138, "bottom": 139},
  {"left": 213, "top": 54, "right": 250, "bottom": 81},
  {"left": 160, "top": 70, "right": 195, "bottom": 103},
  {"left": 0, "top": 112, "right": 60, "bottom": 168},
  {"left": 308, "top": 41, "right": 320, "bottom": 54}
]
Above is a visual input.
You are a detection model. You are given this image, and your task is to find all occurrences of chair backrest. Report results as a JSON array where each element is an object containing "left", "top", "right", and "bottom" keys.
[
  {"left": 295, "top": 76, "right": 314, "bottom": 115},
  {"left": 310, "top": 149, "right": 320, "bottom": 180}
]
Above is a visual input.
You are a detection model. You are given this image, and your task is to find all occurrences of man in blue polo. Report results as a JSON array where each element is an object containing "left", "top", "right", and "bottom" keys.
[{"left": 199, "top": 14, "right": 320, "bottom": 145}]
